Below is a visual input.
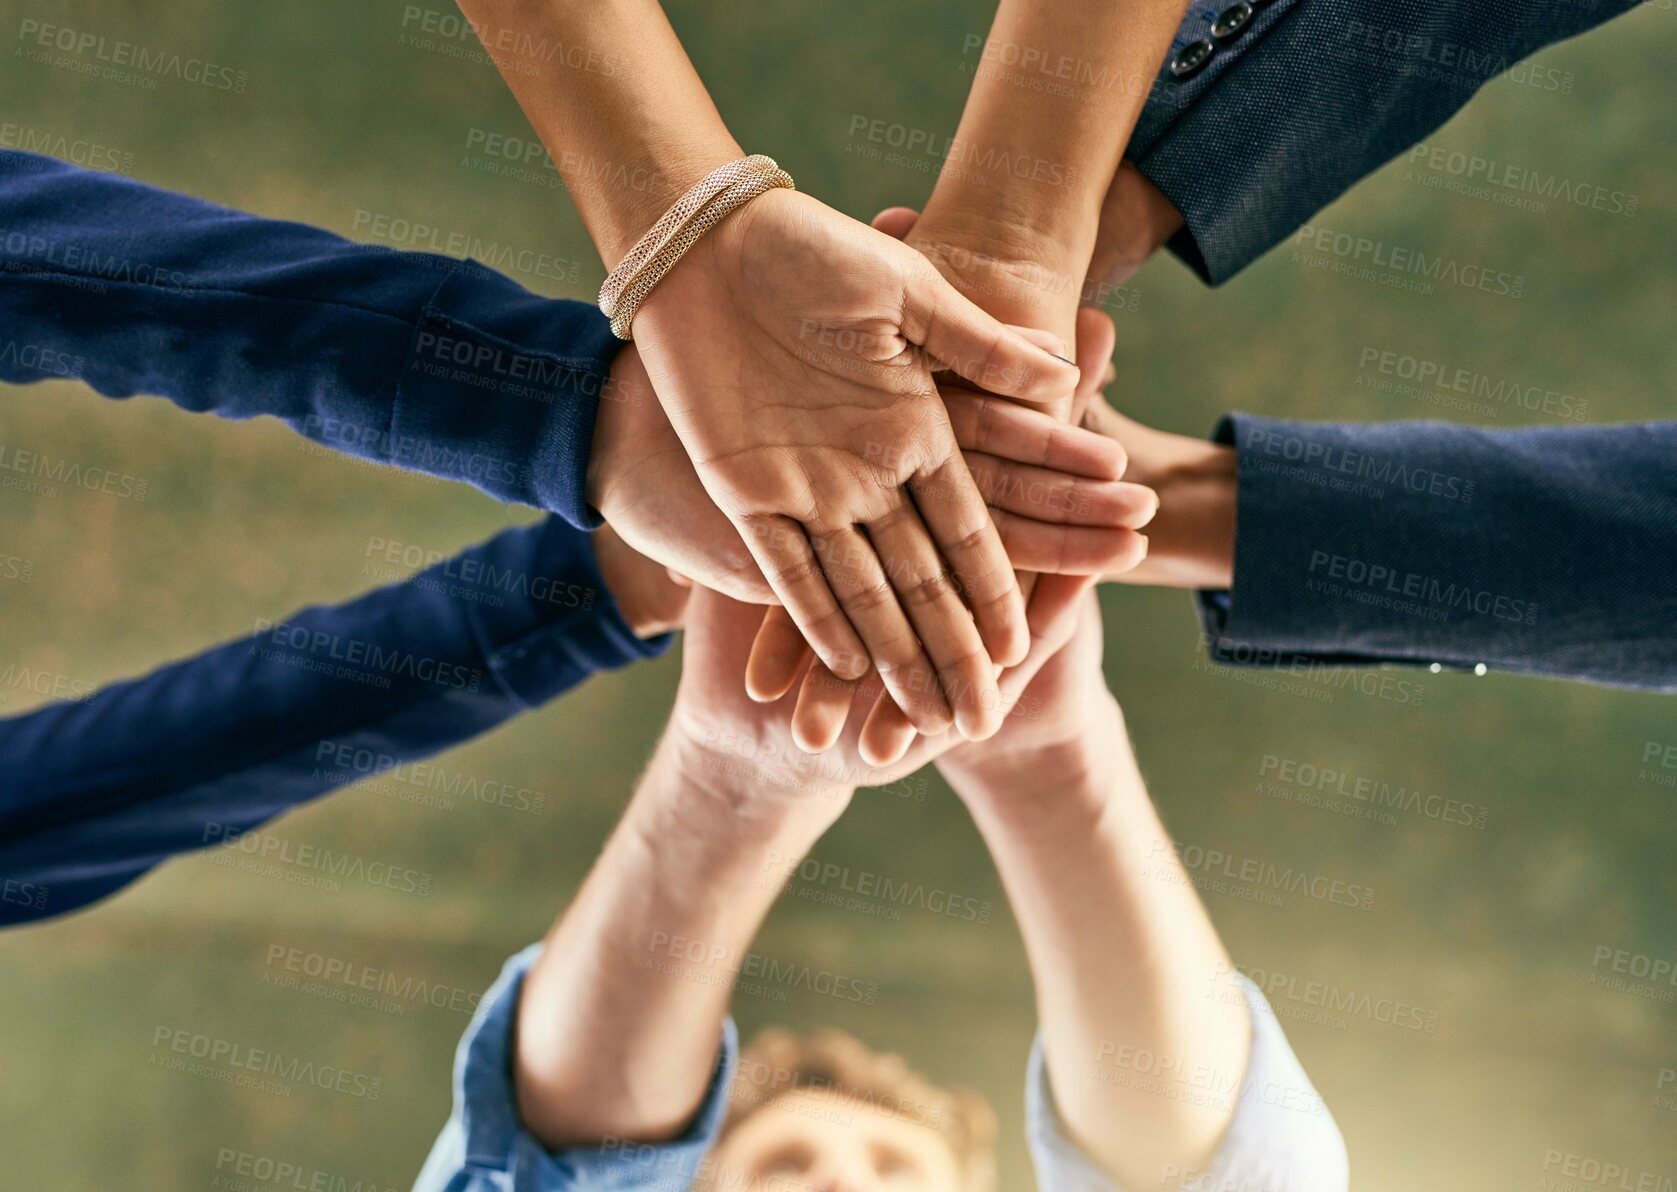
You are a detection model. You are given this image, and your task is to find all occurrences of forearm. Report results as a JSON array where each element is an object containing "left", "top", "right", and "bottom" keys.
[
  {"left": 944, "top": 701, "right": 1250, "bottom": 1185},
  {"left": 456, "top": 0, "right": 741, "bottom": 264},
  {"left": 1196, "top": 416, "right": 1677, "bottom": 690},
  {"left": 514, "top": 735, "right": 847, "bottom": 1147},
  {"left": 0, "top": 518, "right": 666, "bottom": 927},
  {"left": 0, "top": 149, "right": 621, "bottom": 529},
  {"left": 915, "top": 0, "right": 1189, "bottom": 333}
]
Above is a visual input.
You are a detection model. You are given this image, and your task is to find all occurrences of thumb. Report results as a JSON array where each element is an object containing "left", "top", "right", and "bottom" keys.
[
  {"left": 902, "top": 269, "right": 1079, "bottom": 403},
  {"left": 871, "top": 206, "right": 921, "bottom": 240}
]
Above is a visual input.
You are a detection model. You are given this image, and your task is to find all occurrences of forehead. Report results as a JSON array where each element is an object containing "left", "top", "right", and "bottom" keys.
[{"left": 724, "top": 1086, "right": 956, "bottom": 1159}]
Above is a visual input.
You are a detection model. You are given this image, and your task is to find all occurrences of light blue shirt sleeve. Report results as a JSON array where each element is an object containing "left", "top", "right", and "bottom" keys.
[
  {"left": 414, "top": 944, "right": 740, "bottom": 1192},
  {"left": 1025, "top": 976, "right": 1349, "bottom": 1192}
]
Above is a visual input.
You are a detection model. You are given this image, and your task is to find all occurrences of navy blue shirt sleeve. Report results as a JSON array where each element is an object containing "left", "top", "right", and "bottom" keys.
[
  {"left": 0, "top": 517, "right": 670, "bottom": 927},
  {"left": 1196, "top": 415, "right": 1677, "bottom": 691},
  {"left": 1126, "top": 0, "right": 1642, "bottom": 284},
  {"left": 0, "top": 149, "right": 621, "bottom": 528}
]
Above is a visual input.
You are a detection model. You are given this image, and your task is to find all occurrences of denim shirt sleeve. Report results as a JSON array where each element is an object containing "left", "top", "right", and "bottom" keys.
[
  {"left": 0, "top": 517, "right": 670, "bottom": 927},
  {"left": 0, "top": 149, "right": 621, "bottom": 528},
  {"left": 1194, "top": 416, "right": 1677, "bottom": 692},
  {"left": 1126, "top": 0, "right": 1642, "bottom": 284},
  {"left": 414, "top": 944, "right": 738, "bottom": 1192},
  {"left": 1025, "top": 977, "right": 1348, "bottom": 1192}
]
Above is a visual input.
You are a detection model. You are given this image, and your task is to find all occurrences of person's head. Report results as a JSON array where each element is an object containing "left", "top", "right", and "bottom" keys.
[{"left": 700, "top": 1028, "right": 997, "bottom": 1192}]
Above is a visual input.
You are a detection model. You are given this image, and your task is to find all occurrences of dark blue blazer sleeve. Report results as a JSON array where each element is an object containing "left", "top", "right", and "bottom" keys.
[
  {"left": 0, "top": 149, "right": 621, "bottom": 528},
  {"left": 1196, "top": 416, "right": 1677, "bottom": 691},
  {"left": 1126, "top": 0, "right": 1643, "bottom": 284},
  {"left": 0, "top": 517, "right": 670, "bottom": 927}
]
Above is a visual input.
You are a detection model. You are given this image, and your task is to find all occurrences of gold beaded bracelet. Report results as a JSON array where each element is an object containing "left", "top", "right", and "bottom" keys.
[{"left": 597, "top": 154, "right": 795, "bottom": 341}]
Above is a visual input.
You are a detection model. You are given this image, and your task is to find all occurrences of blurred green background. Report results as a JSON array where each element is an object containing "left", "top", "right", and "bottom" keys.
[{"left": 2, "top": 0, "right": 1675, "bottom": 1188}]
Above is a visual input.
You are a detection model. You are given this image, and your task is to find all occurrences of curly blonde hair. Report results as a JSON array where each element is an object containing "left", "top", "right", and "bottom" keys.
[{"left": 709, "top": 1027, "right": 998, "bottom": 1192}]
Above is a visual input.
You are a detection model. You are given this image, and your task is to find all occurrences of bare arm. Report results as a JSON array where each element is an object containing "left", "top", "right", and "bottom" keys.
[
  {"left": 913, "top": 0, "right": 1193, "bottom": 340},
  {"left": 513, "top": 733, "right": 845, "bottom": 1147},
  {"left": 454, "top": 0, "right": 1081, "bottom": 740},
  {"left": 936, "top": 602, "right": 1251, "bottom": 1185}
]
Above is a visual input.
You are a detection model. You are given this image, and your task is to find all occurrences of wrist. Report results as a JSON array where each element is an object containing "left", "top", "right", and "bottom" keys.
[
  {"left": 591, "top": 139, "right": 746, "bottom": 269},
  {"left": 1089, "top": 406, "right": 1234, "bottom": 590},
  {"left": 1083, "top": 162, "right": 1184, "bottom": 299},
  {"left": 941, "top": 695, "right": 1128, "bottom": 817},
  {"left": 1134, "top": 438, "right": 1236, "bottom": 590},
  {"left": 662, "top": 720, "right": 857, "bottom": 822},
  {"left": 591, "top": 525, "right": 687, "bottom": 638},
  {"left": 907, "top": 204, "right": 1096, "bottom": 335}
]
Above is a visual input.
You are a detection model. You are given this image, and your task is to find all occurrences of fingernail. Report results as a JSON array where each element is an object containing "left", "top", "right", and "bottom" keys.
[{"left": 1050, "top": 352, "right": 1076, "bottom": 366}]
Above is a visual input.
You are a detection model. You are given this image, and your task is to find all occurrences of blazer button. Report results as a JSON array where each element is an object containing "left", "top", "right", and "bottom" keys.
[
  {"left": 1211, "top": 2, "right": 1254, "bottom": 40},
  {"left": 1170, "top": 38, "right": 1215, "bottom": 79}
]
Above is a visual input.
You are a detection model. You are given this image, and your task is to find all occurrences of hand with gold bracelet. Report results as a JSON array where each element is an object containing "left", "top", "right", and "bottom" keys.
[{"left": 457, "top": 0, "right": 1087, "bottom": 745}]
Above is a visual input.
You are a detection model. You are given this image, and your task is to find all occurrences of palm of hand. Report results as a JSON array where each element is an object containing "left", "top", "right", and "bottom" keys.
[
  {"left": 636, "top": 189, "right": 960, "bottom": 528},
  {"left": 633, "top": 188, "right": 1077, "bottom": 739},
  {"left": 673, "top": 588, "right": 961, "bottom": 795}
]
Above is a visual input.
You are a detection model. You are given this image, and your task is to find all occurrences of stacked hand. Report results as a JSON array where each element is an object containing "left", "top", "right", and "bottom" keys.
[
  {"left": 666, "top": 577, "right": 1101, "bottom": 807},
  {"left": 590, "top": 265, "right": 1158, "bottom": 757},
  {"left": 628, "top": 187, "right": 1097, "bottom": 741}
]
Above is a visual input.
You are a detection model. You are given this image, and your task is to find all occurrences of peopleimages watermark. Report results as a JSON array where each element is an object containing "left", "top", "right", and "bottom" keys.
[
  {"left": 1143, "top": 839, "right": 1376, "bottom": 912},
  {"left": 313, "top": 739, "right": 549, "bottom": 815},
  {"left": 249, "top": 618, "right": 483, "bottom": 692},
  {"left": 697, "top": 727, "right": 931, "bottom": 802},
  {"left": 359, "top": 533, "right": 598, "bottom": 612},
  {"left": 1638, "top": 741, "right": 1677, "bottom": 789},
  {"left": 149, "top": 1026, "right": 382, "bottom": 1100},
  {"left": 0, "top": 121, "right": 134, "bottom": 175},
  {"left": 1403, "top": 143, "right": 1637, "bottom": 219},
  {"left": 1256, "top": 753, "right": 1489, "bottom": 830},
  {"left": 1, "top": 229, "right": 196, "bottom": 294},
  {"left": 1, "top": 877, "right": 49, "bottom": 915},
  {"left": 1335, "top": 21, "right": 1575, "bottom": 95},
  {"left": 1355, "top": 346, "right": 1590, "bottom": 423},
  {"left": 1305, "top": 551, "right": 1540, "bottom": 627},
  {"left": 1191, "top": 630, "right": 1429, "bottom": 709},
  {"left": 0, "top": 552, "right": 34, "bottom": 585},
  {"left": 644, "top": 931, "right": 880, "bottom": 1006},
  {"left": 843, "top": 114, "right": 1080, "bottom": 190},
  {"left": 1093, "top": 1038, "right": 1329, "bottom": 1119},
  {"left": 211, "top": 1146, "right": 399, "bottom": 1192},
  {"left": 761, "top": 850, "right": 993, "bottom": 925},
  {"left": 1587, "top": 945, "right": 1677, "bottom": 1005},
  {"left": 1209, "top": 961, "right": 1442, "bottom": 1035},
  {"left": 0, "top": 661, "right": 95, "bottom": 704},
  {"left": 1537, "top": 1150, "right": 1674, "bottom": 1192},
  {"left": 0, "top": 440, "right": 151, "bottom": 501},
  {"left": 1241, "top": 425, "right": 1477, "bottom": 505},
  {"left": 397, "top": 5, "right": 628, "bottom": 78},
  {"left": 1291, "top": 223, "right": 1526, "bottom": 299},
  {"left": 956, "top": 33, "right": 1150, "bottom": 102},
  {"left": 201, "top": 822, "right": 434, "bottom": 897},
  {"left": 294, "top": 413, "right": 528, "bottom": 491},
  {"left": 350, "top": 209, "right": 586, "bottom": 285},
  {"left": 0, "top": 338, "right": 85, "bottom": 381},
  {"left": 1652, "top": 1067, "right": 1677, "bottom": 1116},
  {"left": 260, "top": 943, "right": 482, "bottom": 1017},
  {"left": 14, "top": 18, "right": 248, "bottom": 93}
]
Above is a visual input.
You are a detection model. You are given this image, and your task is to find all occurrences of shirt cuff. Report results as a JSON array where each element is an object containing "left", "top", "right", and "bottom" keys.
[
  {"left": 1024, "top": 976, "right": 1348, "bottom": 1192},
  {"left": 1126, "top": 0, "right": 1307, "bottom": 286},
  {"left": 1193, "top": 414, "right": 1458, "bottom": 683},
  {"left": 470, "top": 518, "right": 672, "bottom": 709},
  {"left": 420, "top": 943, "right": 738, "bottom": 1192},
  {"left": 392, "top": 265, "right": 626, "bottom": 531}
]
